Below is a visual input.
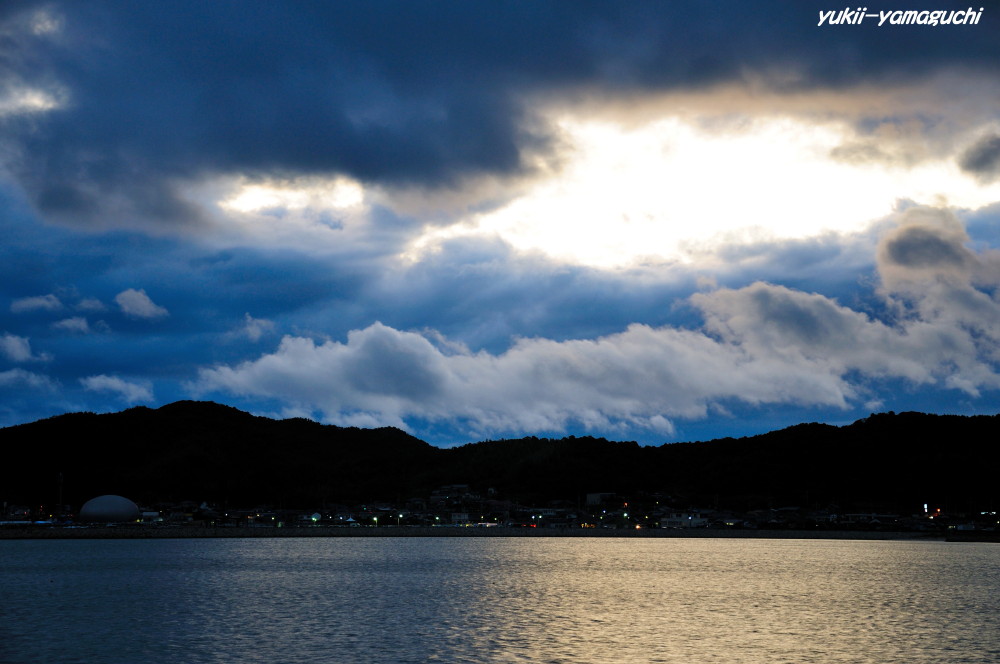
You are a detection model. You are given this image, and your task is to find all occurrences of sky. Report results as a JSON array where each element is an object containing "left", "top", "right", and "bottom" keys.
[{"left": 2, "top": 0, "right": 1000, "bottom": 446}]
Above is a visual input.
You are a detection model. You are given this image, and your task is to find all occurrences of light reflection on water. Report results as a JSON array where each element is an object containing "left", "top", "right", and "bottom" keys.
[{"left": 2, "top": 538, "right": 998, "bottom": 663}]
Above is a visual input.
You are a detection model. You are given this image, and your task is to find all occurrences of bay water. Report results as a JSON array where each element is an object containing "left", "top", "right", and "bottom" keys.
[{"left": 2, "top": 537, "right": 998, "bottom": 663}]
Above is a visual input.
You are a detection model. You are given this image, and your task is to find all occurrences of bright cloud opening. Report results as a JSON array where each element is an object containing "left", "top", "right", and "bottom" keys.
[
  {"left": 407, "top": 115, "right": 1000, "bottom": 268},
  {"left": 220, "top": 177, "right": 365, "bottom": 213}
]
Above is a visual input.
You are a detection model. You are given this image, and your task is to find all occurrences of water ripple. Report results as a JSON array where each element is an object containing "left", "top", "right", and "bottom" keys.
[{"left": 1, "top": 538, "right": 998, "bottom": 663}]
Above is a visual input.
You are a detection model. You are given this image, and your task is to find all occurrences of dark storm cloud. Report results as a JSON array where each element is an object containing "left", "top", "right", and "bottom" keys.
[
  {"left": 877, "top": 206, "right": 976, "bottom": 286},
  {"left": 959, "top": 133, "right": 1000, "bottom": 181},
  {"left": 883, "top": 225, "right": 970, "bottom": 269},
  {"left": 5, "top": 0, "right": 1000, "bottom": 229},
  {"left": 4, "top": 1, "right": 1000, "bottom": 438}
]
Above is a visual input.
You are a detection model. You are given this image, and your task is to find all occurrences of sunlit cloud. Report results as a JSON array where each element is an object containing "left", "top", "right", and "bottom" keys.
[
  {"left": 194, "top": 208, "right": 1000, "bottom": 440},
  {"left": 194, "top": 175, "right": 382, "bottom": 252},
  {"left": 219, "top": 177, "right": 365, "bottom": 213},
  {"left": 406, "top": 115, "right": 1000, "bottom": 268}
]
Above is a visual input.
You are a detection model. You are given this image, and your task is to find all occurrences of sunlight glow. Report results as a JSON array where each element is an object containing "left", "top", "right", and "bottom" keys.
[
  {"left": 206, "top": 176, "right": 371, "bottom": 252},
  {"left": 220, "top": 178, "right": 364, "bottom": 213},
  {"left": 407, "top": 115, "right": 1000, "bottom": 267}
]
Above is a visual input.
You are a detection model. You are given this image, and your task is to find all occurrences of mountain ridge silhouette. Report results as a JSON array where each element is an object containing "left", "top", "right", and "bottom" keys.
[{"left": 3, "top": 401, "right": 996, "bottom": 513}]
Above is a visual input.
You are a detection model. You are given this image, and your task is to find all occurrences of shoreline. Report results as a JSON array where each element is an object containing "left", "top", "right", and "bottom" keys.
[{"left": 0, "top": 525, "right": 947, "bottom": 541}]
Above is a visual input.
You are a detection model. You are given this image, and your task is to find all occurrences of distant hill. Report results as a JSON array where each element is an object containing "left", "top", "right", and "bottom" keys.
[
  {"left": 1, "top": 401, "right": 441, "bottom": 509},
  {"left": 2, "top": 401, "right": 997, "bottom": 513}
]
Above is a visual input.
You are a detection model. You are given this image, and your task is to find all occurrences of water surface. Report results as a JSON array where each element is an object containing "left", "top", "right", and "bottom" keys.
[{"left": 2, "top": 537, "right": 998, "bottom": 663}]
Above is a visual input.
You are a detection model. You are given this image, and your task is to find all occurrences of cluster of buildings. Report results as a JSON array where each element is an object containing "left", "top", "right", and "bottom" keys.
[{"left": 5, "top": 484, "right": 997, "bottom": 533}]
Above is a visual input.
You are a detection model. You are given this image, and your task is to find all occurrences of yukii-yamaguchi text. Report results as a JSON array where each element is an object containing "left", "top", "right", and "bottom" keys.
[{"left": 818, "top": 6, "right": 984, "bottom": 26}]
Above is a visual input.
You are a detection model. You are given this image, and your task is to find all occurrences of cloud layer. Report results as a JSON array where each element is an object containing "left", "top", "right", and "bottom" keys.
[
  {"left": 195, "top": 207, "right": 1000, "bottom": 439},
  {"left": 1, "top": 2, "right": 998, "bottom": 443},
  {"left": 5, "top": 1, "right": 1000, "bottom": 234}
]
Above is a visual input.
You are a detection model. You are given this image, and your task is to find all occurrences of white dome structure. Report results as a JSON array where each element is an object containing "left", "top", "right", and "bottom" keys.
[{"left": 79, "top": 495, "right": 140, "bottom": 523}]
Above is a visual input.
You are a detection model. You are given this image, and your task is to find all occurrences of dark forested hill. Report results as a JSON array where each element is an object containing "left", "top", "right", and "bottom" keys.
[
  {"left": 2, "top": 402, "right": 997, "bottom": 513},
  {"left": 1, "top": 401, "right": 442, "bottom": 509}
]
